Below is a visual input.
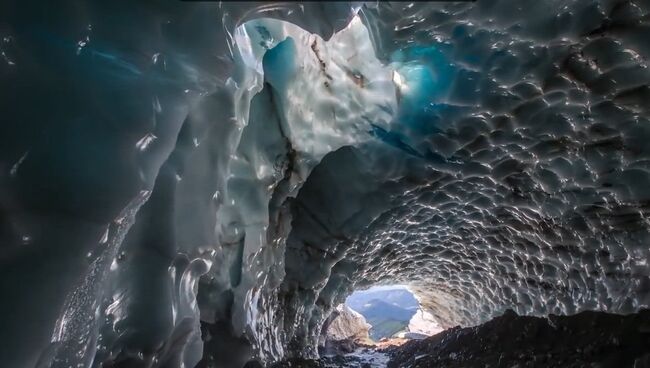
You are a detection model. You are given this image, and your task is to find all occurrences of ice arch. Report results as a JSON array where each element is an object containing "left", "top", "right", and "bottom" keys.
[
  {"left": 276, "top": 0, "right": 650, "bottom": 355},
  {"left": 0, "top": 0, "right": 649, "bottom": 367},
  {"left": 195, "top": 14, "right": 396, "bottom": 366}
]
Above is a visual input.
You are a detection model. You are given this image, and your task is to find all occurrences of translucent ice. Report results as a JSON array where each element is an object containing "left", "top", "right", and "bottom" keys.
[{"left": 1, "top": 0, "right": 650, "bottom": 367}]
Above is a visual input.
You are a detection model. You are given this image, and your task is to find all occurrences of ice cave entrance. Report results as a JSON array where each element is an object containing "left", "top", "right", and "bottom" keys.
[{"left": 345, "top": 285, "right": 443, "bottom": 343}]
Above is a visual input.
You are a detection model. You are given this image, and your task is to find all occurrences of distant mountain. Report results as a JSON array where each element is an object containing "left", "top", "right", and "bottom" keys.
[
  {"left": 368, "top": 319, "right": 408, "bottom": 341},
  {"left": 345, "top": 287, "right": 419, "bottom": 340},
  {"left": 354, "top": 299, "right": 416, "bottom": 340},
  {"left": 355, "top": 299, "right": 415, "bottom": 323},
  {"left": 346, "top": 287, "right": 419, "bottom": 312}
]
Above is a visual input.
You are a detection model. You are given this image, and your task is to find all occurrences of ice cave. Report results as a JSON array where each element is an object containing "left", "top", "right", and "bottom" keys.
[{"left": 1, "top": 0, "right": 650, "bottom": 367}]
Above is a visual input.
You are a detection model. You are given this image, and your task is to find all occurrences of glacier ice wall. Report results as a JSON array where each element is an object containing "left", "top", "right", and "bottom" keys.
[{"left": 1, "top": 0, "right": 650, "bottom": 367}]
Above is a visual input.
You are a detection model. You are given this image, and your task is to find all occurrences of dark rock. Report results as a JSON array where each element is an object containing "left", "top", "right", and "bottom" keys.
[{"left": 388, "top": 309, "right": 650, "bottom": 368}]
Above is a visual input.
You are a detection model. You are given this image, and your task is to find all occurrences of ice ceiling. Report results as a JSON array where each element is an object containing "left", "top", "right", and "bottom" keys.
[{"left": 1, "top": 0, "right": 649, "bottom": 367}]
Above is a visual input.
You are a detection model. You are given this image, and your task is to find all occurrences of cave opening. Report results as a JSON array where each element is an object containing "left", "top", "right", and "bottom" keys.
[{"left": 343, "top": 285, "right": 443, "bottom": 343}]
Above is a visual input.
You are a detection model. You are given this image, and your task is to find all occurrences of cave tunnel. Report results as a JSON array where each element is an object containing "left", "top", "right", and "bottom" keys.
[{"left": 1, "top": 1, "right": 650, "bottom": 367}]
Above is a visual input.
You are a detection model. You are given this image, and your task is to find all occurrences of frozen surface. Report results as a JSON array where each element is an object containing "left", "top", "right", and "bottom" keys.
[{"left": 1, "top": 0, "right": 650, "bottom": 367}]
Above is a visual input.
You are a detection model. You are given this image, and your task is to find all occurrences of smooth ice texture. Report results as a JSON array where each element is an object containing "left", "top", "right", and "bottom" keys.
[{"left": 1, "top": 0, "right": 650, "bottom": 367}]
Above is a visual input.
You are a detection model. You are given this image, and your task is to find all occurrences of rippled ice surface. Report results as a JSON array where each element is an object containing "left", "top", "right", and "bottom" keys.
[{"left": 0, "top": 0, "right": 649, "bottom": 367}]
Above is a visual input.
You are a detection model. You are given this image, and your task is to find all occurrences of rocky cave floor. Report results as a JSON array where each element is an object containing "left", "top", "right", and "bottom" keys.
[{"left": 271, "top": 309, "right": 650, "bottom": 368}]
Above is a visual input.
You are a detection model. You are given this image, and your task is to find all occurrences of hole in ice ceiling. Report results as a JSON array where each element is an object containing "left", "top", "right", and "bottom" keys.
[
  {"left": 389, "top": 45, "right": 456, "bottom": 135},
  {"left": 344, "top": 285, "right": 442, "bottom": 343}
]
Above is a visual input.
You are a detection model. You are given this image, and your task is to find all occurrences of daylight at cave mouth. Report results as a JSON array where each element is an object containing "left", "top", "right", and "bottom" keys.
[{"left": 1, "top": 0, "right": 650, "bottom": 367}]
